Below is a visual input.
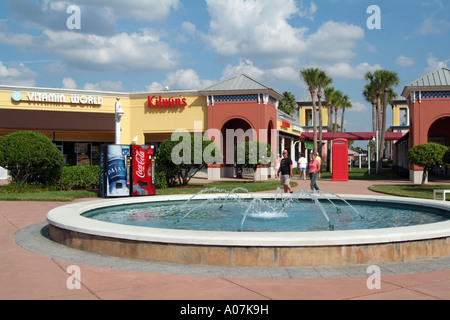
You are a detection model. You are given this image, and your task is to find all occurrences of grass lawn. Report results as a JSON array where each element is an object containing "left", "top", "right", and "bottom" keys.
[
  {"left": 0, "top": 190, "right": 98, "bottom": 202},
  {"left": 0, "top": 180, "right": 298, "bottom": 201},
  {"left": 369, "top": 184, "right": 450, "bottom": 200},
  {"left": 320, "top": 167, "right": 402, "bottom": 180},
  {"left": 156, "top": 180, "right": 298, "bottom": 195}
]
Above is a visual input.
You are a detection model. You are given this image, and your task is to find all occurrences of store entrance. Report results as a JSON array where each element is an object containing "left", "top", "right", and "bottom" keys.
[{"left": 55, "top": 141, "right": 106, "bottom": 166}]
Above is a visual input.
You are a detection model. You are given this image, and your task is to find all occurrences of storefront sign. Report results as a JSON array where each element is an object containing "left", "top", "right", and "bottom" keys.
[
  {"left": 12, "top": 91, "right": 103, "bottom": 105},
  {"left": 281, "top": 121, "right": 291, "bottom": 128},
  {"left": 304, "top": 141, "right": 314, "bottom": 150},
  {"left": 148, "top": 95, "right": 187, "bottom": 108}
]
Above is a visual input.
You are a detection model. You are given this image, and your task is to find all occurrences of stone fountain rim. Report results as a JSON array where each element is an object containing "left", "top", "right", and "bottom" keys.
[{"left": 46, "top": 194, "right": 450, "bottom": 247}]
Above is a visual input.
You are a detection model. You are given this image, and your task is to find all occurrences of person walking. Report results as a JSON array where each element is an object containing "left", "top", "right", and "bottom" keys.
[
  {"left": 309, "top": 152, "right": 320, "bottom": 191},
  {"left": 298, "top": 154, "right": 308, "bottom": 180},
  {"left": 276, "top": 150, "right": 293, "bottom": 194},
  {"left": 316, "top": 153, "right": 322, "bottom": 179},
  {"left": 275, "top": 154, "right": 282, "bottom": 172}
]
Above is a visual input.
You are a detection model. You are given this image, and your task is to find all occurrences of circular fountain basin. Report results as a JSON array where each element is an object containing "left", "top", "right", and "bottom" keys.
[{"left": 47, "top": 194, "right": 450, "bottom": 267}]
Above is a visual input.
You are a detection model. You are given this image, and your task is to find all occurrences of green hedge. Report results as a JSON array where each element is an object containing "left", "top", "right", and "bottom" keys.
[
  {"left": 58, "top": 166, "right": 100, "bottom": 191},
  {"left": 0, "top": 131, "right": 64, "bottom": 184}
]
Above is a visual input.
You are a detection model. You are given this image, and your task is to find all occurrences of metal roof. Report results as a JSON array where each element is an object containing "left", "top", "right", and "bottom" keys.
[
  {"left": 406, "top": 68, "right": 450, "bottom": 87},
  {"left": 202, "top": 74, "right": 272, "bottom": 92}
]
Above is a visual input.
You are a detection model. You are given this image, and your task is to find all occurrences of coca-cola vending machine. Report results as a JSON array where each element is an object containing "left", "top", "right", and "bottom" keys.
[
  {"left": 99, "top": 145, "right": 155, "bottom": 198},
  {"left": 131, "top": 145, "right": 155, "bottom": 196}
]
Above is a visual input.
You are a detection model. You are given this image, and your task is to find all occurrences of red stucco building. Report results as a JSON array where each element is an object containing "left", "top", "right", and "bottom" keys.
[
  {"left": 200, "top": 74, "right": 281, "bottom": 179},
  {"left": 401, "top": 68, "right": 450, "bottom": 183}
]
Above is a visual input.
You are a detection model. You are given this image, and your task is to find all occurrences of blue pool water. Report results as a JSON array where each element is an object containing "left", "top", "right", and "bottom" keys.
[{"left": 83, "top": 198, "right": 449, "bottom": 232}]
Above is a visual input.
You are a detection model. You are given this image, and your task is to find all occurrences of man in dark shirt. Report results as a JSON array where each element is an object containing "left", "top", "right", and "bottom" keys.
[{"left": 276, "top": 150, "right": 293, "bottom": 194}]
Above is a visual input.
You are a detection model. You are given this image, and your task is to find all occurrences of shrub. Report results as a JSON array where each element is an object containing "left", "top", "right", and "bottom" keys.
[
  {"left": 155, "top": 171, "right": 168, "bottom": 190},
  {"left": 408, "top": 142, "right": 447, "bottom": 185},
  {"left": 0, "top": 131, "right": 64, "bottom": 185},
  {"left": 59, "top": 166, "right": 100, "bottom": 191},
  {"left": 235, "top": 140, "right": 272, "bottom": 170},
  {"left": 157, "top": 134, "right": 222, "bottom": 186},
  {"left": 443, "top": 147, "right": 450, "bottom": 165}
]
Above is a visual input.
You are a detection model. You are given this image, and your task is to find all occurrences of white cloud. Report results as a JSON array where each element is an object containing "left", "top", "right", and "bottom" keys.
[
  {"left": 298, "top": 1, "right": 318, "bottom": 21},
  {"left": 147, "top": 69, "right": 215, "bottom": 91},
  {"left": 425, "top": 53, "right": 449, "bottom": 73},
  {"left": 203, "top": 0, "right": 365, "bottom": 68},
  {"left": 0, "top": 61, "right": 37, "bottom": 86},
  {"left": 267, "top": 66, "right": 299, "bottom": 82},
  {"left": 220, "top": 59, "right": 299, "bottom": 91},
  {"left": 203, "top": 0, "right": 308, "bottom": 57},
  {"left": 146, "top": 81, "right": 165, "bottom": 92},
  {"left": 83, "top": 81, "right": 125, "bottom": 92},
  {"left": 349, "top": 102, "right": 369, "bottom": 113},
  {"left": 416, "top": 16, "right": 450, "bottom": 35},
  {"left": 222, "top": 59, "right": 265, "bottom": 80},
  {"left": 395, "top": 56, "right": 415, "bottom": 67},
  {"left": 24, "top": 0, "right": 181, "bottom": 24},
  {"left": 182, "top": 21, "right": 197, "bottom": 36},
  {"left": 326, "top": 62, "right": 382, "bottom": 80},
  {"left": 87, "top": 0, "right": 181, "bottom": 22},
  {"left": 0, "top": 29, "right": 179, "bottom": 72},
  {"left": 62, "top": 77, "right": 77, "bottom": 89},
  {"left": 305, "top": 21, "right": 365, "bottom": 63}
]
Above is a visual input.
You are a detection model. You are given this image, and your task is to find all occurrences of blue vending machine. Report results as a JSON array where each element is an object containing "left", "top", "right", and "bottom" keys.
[{"left": 100, "top": 145, "right": 131, "bottom": 198}]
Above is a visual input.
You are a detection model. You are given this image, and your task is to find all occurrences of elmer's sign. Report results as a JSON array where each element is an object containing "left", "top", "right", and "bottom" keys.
[{"left": 148, "top": 95, "right": 187, "bottom": 108}]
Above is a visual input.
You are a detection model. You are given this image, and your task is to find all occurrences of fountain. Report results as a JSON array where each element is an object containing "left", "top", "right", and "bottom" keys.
[{"left": 46, "top": 189, "right": 450, "bottom": 267}]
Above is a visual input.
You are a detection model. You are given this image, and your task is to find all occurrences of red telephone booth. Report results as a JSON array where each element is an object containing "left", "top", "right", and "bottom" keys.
[{"left": 332, "top": 139, "right": 348, "bottom": 182}]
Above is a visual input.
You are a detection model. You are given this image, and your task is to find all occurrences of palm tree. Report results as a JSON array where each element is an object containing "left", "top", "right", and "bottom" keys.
[
  {"left": 364, "top": 70, "right": 399, "bottom": 174},
  {"left": 278, "top": 91, "right": 297, "bottom": 116},
  {"left": 332, "top": 90, "right": 343, "bottom": 132},
  {"left": 325, "top": 87, "right": 336, "bottom": 131},
  {"left": 363, "top": 81, "right": 378, "bottom": 132},
  {"left": 340, "top": 94, "right": 352, "bottom": 133},
  {"left": 300, "top": 68, "right": 322, "bottom": 153},
  {"left": 316, "top": 71, "right": 333, "bottom": 159},
  {"left": 324, "top": 87, "right": 337, "bottom": 171}
]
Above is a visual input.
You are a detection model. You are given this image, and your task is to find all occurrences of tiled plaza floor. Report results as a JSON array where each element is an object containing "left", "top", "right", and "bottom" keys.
[{"left": 1, "top": 179, "right": 449, "bottom": 301}]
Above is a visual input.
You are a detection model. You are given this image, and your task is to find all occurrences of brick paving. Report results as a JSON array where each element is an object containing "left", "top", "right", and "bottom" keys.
[{"left": 1, "top": 179, "right": 449, "bottom": 301}]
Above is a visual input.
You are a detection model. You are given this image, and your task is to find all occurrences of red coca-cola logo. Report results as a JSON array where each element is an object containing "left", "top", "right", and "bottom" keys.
[{"left": 135, "top": 150, "right": 147, "bottom": 179}]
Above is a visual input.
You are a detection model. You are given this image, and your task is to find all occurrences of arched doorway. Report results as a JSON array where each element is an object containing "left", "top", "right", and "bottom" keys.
[
  {"left": 221, "top": 118, "right": 254, "bottom": 178},
  {"left": 428, "top": 116, "right": 450, "bottom": 146},
  {"left": 428, "top": 116, "right": 450, "bottom": 179}
]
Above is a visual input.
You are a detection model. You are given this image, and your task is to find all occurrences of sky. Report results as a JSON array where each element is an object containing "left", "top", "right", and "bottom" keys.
[{"left": 0, "top": 0, "right": 449, "bottom": 145}]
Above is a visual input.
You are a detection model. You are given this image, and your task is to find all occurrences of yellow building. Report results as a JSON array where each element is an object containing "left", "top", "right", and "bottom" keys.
[
  {"left": 277, "top": 109, "right": 303, "bottom": 165},
  {"left": 0, "top": 75, "right": 293, "bottom": 180},
  {"left": 297, "top": 100, "right": 329, "bottom": 128},
  {"left": 0, "top": 86, "right": 208, "bottom": 166},
  {"left": 391, "top": 97, "right": 410, "bottom": 128}
]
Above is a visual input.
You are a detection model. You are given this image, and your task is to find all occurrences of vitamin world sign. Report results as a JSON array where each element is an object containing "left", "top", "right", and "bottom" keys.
[
  {"left": 148, "top": 95, "right": 187, "bottom": 108},
  {"left": 12, "top": 91, "right": 103, "bottom": 105}
]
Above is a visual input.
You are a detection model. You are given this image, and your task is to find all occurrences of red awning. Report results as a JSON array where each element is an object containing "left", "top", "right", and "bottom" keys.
[{"left": 298, "top": 132, "right": 405, "bottom": 141}]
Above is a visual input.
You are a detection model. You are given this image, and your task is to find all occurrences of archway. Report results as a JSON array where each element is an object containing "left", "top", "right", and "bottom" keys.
[
  {"left": 428, "top": 116, "right": 450, "bottom": 179},
  {"left": 221, "top": 118, "right": 254, "bottom": 178},
  {"left": 428, "top": 117, "right": 450, "bottom": 146}
]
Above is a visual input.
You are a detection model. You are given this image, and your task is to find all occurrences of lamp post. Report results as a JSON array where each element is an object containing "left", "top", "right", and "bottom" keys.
[
  {"left": 369, "top": 137, "right": 376, "bottom": 175},
  {"left": 115, "top": 98, "right": 124, "bottom": 145}
]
